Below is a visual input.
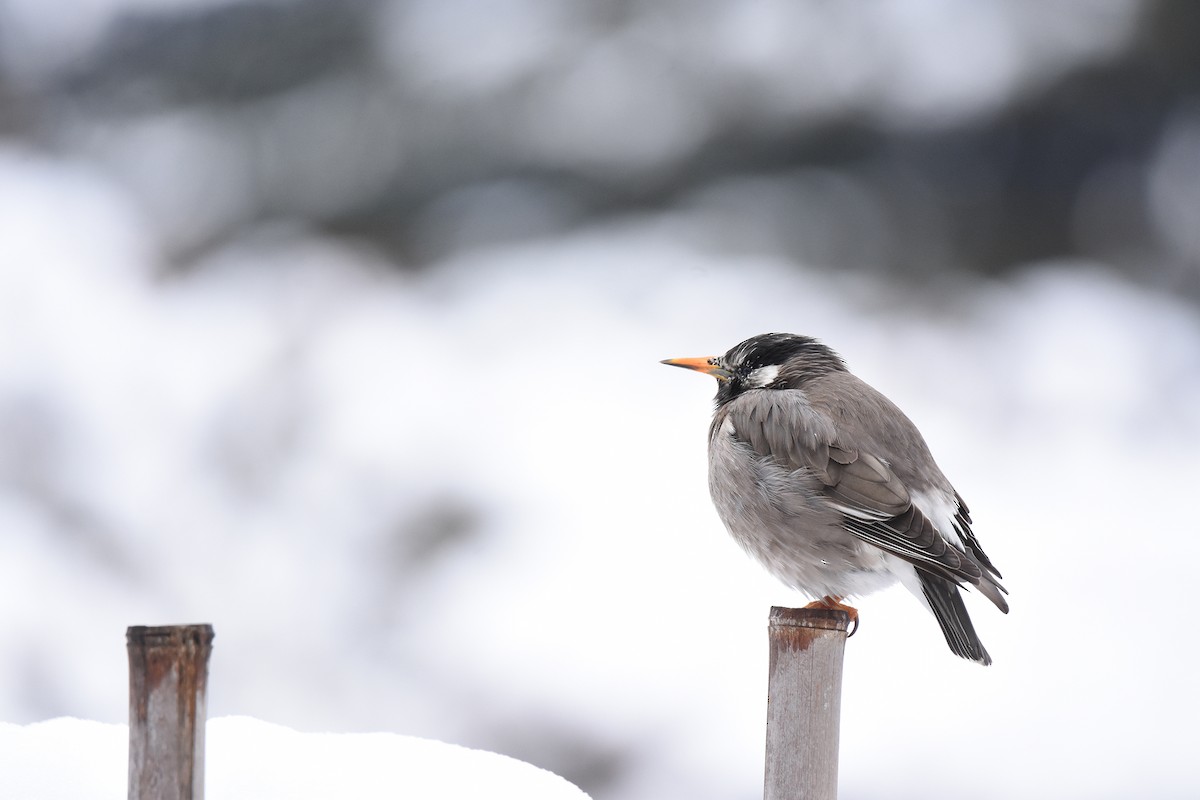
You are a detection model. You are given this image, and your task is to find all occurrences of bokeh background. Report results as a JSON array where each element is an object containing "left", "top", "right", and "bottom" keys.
[{"left": 3, "top": 1, "right": 1199, "bottom": 798}]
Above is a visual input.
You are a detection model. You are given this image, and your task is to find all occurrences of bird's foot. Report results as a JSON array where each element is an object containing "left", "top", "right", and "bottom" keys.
[{"left": 803, "top": 596, "right": 859, "bottom": 637}]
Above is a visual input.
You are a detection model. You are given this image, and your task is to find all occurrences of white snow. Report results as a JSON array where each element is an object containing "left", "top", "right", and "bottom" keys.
[{"left": 0, "top": 716, "right": 591, "bottom": 800}]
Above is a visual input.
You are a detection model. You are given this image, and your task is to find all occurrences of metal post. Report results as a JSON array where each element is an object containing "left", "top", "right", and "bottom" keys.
[
  {"left": 763, "top": 606, "right": 850, "bottom": 800},
  {"left": 127, "top": 624, "right": 215, "bottom": 800}
]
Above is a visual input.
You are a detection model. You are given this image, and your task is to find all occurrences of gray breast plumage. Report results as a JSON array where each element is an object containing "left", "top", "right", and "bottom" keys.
[{"left": 706, "top": 391, "right": 903, "bottom": 600}]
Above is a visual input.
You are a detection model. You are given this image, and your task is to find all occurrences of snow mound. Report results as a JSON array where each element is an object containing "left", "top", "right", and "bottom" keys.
[{"left": 0, "top": 716, "right": 591, "bottom": 800}]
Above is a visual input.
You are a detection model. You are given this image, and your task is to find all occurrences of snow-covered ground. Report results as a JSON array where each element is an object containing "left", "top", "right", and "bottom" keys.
[
  {"left": 2, "top": 144, "right": 1199, "bottom": 798},
  {"left": 0, "top": 716, "right": 590, "bottom": 799}
]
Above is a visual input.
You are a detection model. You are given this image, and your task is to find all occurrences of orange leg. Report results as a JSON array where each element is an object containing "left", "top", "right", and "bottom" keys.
[{"left": 802, "top": 595, "right": 860, "bottom": 636}]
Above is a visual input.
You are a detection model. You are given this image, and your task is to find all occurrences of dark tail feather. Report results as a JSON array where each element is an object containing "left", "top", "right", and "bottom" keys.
[{"left": 918, "top": 571, "right": 993, "bottom": 666}]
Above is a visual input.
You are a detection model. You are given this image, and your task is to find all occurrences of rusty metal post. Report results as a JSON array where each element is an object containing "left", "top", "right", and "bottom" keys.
[
  {"left": 127, "top": 624, "right": 214, "bottom": 800},
  {"left": 764, "top": 606, "right": 850, "bottom": 800}
]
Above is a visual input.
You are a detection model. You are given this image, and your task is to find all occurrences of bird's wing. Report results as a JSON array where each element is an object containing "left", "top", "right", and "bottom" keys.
[{"left": 728, "top": 390, "right": 1006, "bottom": 605}]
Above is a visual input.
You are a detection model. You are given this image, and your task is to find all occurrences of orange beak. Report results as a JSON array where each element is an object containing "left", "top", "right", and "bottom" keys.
[{"left": 660, "top": 356, "right": 732, "bottom": 381}]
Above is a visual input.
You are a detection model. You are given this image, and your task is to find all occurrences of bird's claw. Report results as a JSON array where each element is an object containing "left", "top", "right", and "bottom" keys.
[{"left": 803, "top": 595, "right": 859, "bottom": 637}]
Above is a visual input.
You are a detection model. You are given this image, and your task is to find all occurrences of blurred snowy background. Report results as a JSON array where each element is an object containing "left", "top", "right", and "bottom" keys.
[{"left": 2, "top": 0, "right": 1199, "bottom": 798}]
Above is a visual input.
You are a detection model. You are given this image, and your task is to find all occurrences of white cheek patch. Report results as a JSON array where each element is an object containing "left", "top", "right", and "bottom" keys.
[{"left": 746, "top": 364, "right": 780, "bottom": 388}]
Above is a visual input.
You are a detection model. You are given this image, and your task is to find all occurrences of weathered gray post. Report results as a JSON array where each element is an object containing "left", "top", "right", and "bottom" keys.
[
  {"left": 127, "top": 624, "right": 214, "bottom": 800},
  {"left": 763, "top": 606, "right": 850, "bottom": 800}
]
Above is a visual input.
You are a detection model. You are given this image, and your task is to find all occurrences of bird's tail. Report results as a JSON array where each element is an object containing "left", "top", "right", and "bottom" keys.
[{"left": 917, "top": 571, "right": 993, "bottom": 666}]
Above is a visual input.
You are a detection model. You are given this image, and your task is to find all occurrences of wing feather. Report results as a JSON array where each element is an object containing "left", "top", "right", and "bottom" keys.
[{"left": 727, "top": 391, "right": 1006, "bottom": 604}]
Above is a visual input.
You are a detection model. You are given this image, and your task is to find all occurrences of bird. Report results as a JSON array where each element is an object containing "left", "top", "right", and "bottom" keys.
[{"left": 662, "top": 333, "right": 1007, "bottom": 664}]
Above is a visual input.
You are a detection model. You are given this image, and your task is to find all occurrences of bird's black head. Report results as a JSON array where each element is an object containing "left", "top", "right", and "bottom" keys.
[
  {"left": 662, "top": 333, "right": 846, "bottom": 406},
  {"left": 715, "top": 333, "right": 846, "bottom": 404}
]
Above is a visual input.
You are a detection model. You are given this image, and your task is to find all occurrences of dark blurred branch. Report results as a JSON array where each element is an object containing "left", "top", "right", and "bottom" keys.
[
  {"left": 8, "top": 0, "right": 1197, "bottom": 296},
  {"left": 58, "top": 0, "right": 378, "bottom": 108}
]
